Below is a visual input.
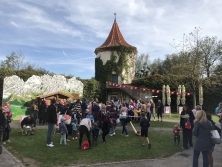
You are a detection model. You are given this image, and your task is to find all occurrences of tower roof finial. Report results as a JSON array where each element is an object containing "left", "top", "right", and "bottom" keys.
[{"left": 114, "top": 13, "right": 116, "bottom": 23}]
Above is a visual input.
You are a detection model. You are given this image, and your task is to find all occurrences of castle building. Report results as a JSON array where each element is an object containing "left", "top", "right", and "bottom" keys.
[
  {"left": 95, "top": 16, "right": 137, "bottom": 84},
  {"left": 94, "top": 15, "right": 151, "bottom": 101}
]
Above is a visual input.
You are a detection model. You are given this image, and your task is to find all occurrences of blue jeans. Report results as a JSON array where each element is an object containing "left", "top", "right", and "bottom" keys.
[
  {"left": 46, "top": 123, "right": 55, "bottom": 145},
  {"left": 193, "top": 149, "right": 209, "bottom": 167},
  {"left": 60, "top": 134, "right": 66, "bottom": 145},
  {"left": 109, "top": 124, "right": 115, "bottom": 134},
  {"left": 121, "top": 119, "right": 128, "bottom": 135},
  {"left": 72, "top": 130, "right": 77, "bottom": 138}
]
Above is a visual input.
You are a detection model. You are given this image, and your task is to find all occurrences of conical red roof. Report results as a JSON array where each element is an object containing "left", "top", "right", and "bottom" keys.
[{"left": 95, "top": 21, "right": 137, "bottom": 54}]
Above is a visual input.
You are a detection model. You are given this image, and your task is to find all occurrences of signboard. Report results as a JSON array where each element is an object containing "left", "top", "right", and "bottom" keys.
[
  {"left": 178, "top": 106, "right": 183, "bottom": 114},
  {"left": 145, "top": 96, "right": 152, "bottom": 99},
  {"left": 164, "top": 106, "right": 171, "bottom": 114}
]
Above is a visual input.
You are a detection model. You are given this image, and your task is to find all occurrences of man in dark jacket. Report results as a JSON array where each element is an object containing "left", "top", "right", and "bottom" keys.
[
  {"left": 81, "top": 98, "right": 87, "bottom": 118},
  {"left": 156, "top": 100, "right": 164, "bottom": 122},
  {"left": 92, "top": 102, "right": 100, "bottom": 122},
  {"left": 46, "top": 99, "right": 57, "bottom": 147},
  {"left": 21, "top": 115, "right": 35, "bottom": 135}
]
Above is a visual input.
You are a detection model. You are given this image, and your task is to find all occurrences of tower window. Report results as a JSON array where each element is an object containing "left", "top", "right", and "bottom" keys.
[{"left": 112, "top": 74, "right": 118, "bottom": 84}]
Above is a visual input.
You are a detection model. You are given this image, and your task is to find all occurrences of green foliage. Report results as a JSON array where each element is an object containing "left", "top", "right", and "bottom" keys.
[
  {"left": 80, "top": 79, "right": 101, "bottom": 102},
  {"left": 0, "top": 51, "right": 24, "bottom": 70},
  {"left": 132, "top": 74, "right": 222, "bottom": 113},
  {"left": 132, "top": 74, "right": 193, "bottom": 111},
  {"left": 0, "top": 67, "right": 16, "bottom": 79},
  {"left": 96, "top": 50, "right": 133, "bottom": 83},
  {"left": 134, "top": 54, "right": 150, "bottom": 78},
  {"left": 132, "top": 74, "right": 185, "bottom": 91},
  {"left": 95, "top": 46, "right": 136, "bottom": 101},
  {"left": 15, "top": 68, "right": 48, "bottom": 81}
]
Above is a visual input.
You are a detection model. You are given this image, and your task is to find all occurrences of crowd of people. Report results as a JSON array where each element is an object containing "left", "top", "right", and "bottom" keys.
[
  {"left": 179, "top": 102, "right": 222, "bottom": 167},
  {"left": 44, "top": 98, "right": 158, "bottom": 148},
  {"left": 0, "top": 98, "right": 222, "bottom": 167}
]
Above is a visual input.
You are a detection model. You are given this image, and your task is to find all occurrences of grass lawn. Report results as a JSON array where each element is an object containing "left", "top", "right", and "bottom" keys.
[
  {"left": 132, "top": 121, "right": 177, "bottom": 128},
  {"left": 5, "top": 129, "right": 182, "bottom": 167},
  {"left": 162, "top": 113, "right": 220, "bottom": 123},
  {"left": 163, "top": 114, "right": 180, "bottom": 120}
]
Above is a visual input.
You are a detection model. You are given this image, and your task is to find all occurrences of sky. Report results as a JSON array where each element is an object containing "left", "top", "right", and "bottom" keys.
[{"left": 0, "top": 0, "right": 222, "bottom": 79}]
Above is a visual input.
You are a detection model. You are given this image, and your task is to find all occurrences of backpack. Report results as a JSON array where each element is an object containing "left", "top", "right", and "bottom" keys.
[
  {"left": 185, "top": 120, "right": 191, "bottom": 129},
  {"left": 81, "top": 140, "right": 90, "bottom": 150}
]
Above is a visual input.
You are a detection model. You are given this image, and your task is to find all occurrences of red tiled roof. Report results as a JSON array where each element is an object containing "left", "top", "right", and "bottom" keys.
[{"left": 95, "top": 21, "right": 137, "bottom": 54}]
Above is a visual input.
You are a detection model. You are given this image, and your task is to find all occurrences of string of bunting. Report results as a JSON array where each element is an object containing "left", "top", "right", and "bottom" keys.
[{"left": 106, "top": 81, "right": 191, "bottom": 96}]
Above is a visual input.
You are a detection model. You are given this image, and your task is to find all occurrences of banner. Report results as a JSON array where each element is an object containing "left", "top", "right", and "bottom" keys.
[
  {"left": 164, "top": 106, "right": 171, "bottom": 114},
  {"left": 178, "top": 106, "right": 183, "bottom": 114}
]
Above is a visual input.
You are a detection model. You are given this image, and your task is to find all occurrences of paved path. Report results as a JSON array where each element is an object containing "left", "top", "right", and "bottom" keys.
[
  {"left": 1, "top": 119, "right": 222, "bottom": 167},
  {"left": 0, "top": 146, "right": 24, "bottom": 167},
  {"left": 87, "top": 144, "right": 222, "bottom": 167}
]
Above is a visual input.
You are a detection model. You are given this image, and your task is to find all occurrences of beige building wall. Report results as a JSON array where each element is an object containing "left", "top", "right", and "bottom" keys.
[
  {"left": 97, "top": 50, "right": 135, "bottom": 84},
  {"left": 121, "top": 52, "right": 135, "bottom": 84},
  {"left": 96, "top": 51, "right": 119, "bottom": 65}
]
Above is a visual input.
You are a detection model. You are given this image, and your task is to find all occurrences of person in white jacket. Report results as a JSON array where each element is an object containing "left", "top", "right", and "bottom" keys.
[{"left": 78, "top": 118, "right": 92, "bottom": 149}]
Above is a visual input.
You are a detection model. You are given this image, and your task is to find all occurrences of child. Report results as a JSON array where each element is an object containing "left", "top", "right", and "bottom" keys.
[
  {"left": 59, "top": 117, "right": 68, "bottom": 146},
  {"left": 2, "top": 112, "right": 11, "bottom": 144},
  {"left": 92, "top": 123, "right": 100, "bottom": 147},
  {"left": 86, "top": 109, "right": 94, "bottom": 123},
  {"left": 173, "top": 124, "right": 180, "bottom": 145},
  {"left": 140, "top": 112, "right": 151, "bottom": 149},
  {"left": 71, "top": 119, "right": 78, "bottom": 140},
  {"left": 76, "top": 109, "right": 82, "bottom": 125}
]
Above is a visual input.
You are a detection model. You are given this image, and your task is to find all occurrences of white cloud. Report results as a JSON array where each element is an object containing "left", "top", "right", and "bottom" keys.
[{"left": 1, "top": 0, "right": 222, "bottom": 78}]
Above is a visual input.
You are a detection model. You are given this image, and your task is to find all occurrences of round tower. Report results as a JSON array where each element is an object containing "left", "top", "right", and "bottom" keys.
[{"left": 95, "top": 15, "right": 137, "bottom": 84}]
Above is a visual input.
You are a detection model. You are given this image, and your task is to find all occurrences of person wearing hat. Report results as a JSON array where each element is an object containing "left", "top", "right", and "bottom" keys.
[{"left": 59, "top": 117, "right": 68, "bottom": 146}]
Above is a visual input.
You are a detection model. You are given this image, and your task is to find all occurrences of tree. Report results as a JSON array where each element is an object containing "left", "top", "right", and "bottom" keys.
[
  {"left": 199, "top": 36, "right": 222, "bottom": 77},
  {"left": 149, "top": 58, "right": 164, "bottom": 75},
  {"left": 171, "top": 27, "right": 204, "bottom": 107},
  {"left": 80, "top": 79, "right": 101, "bottom": 102},
  {"left": 134, "top": 54, "right": 150, "bottom": 78},
  {"left": 0, "top": 51, "right": 25, "bottom": 70}
]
